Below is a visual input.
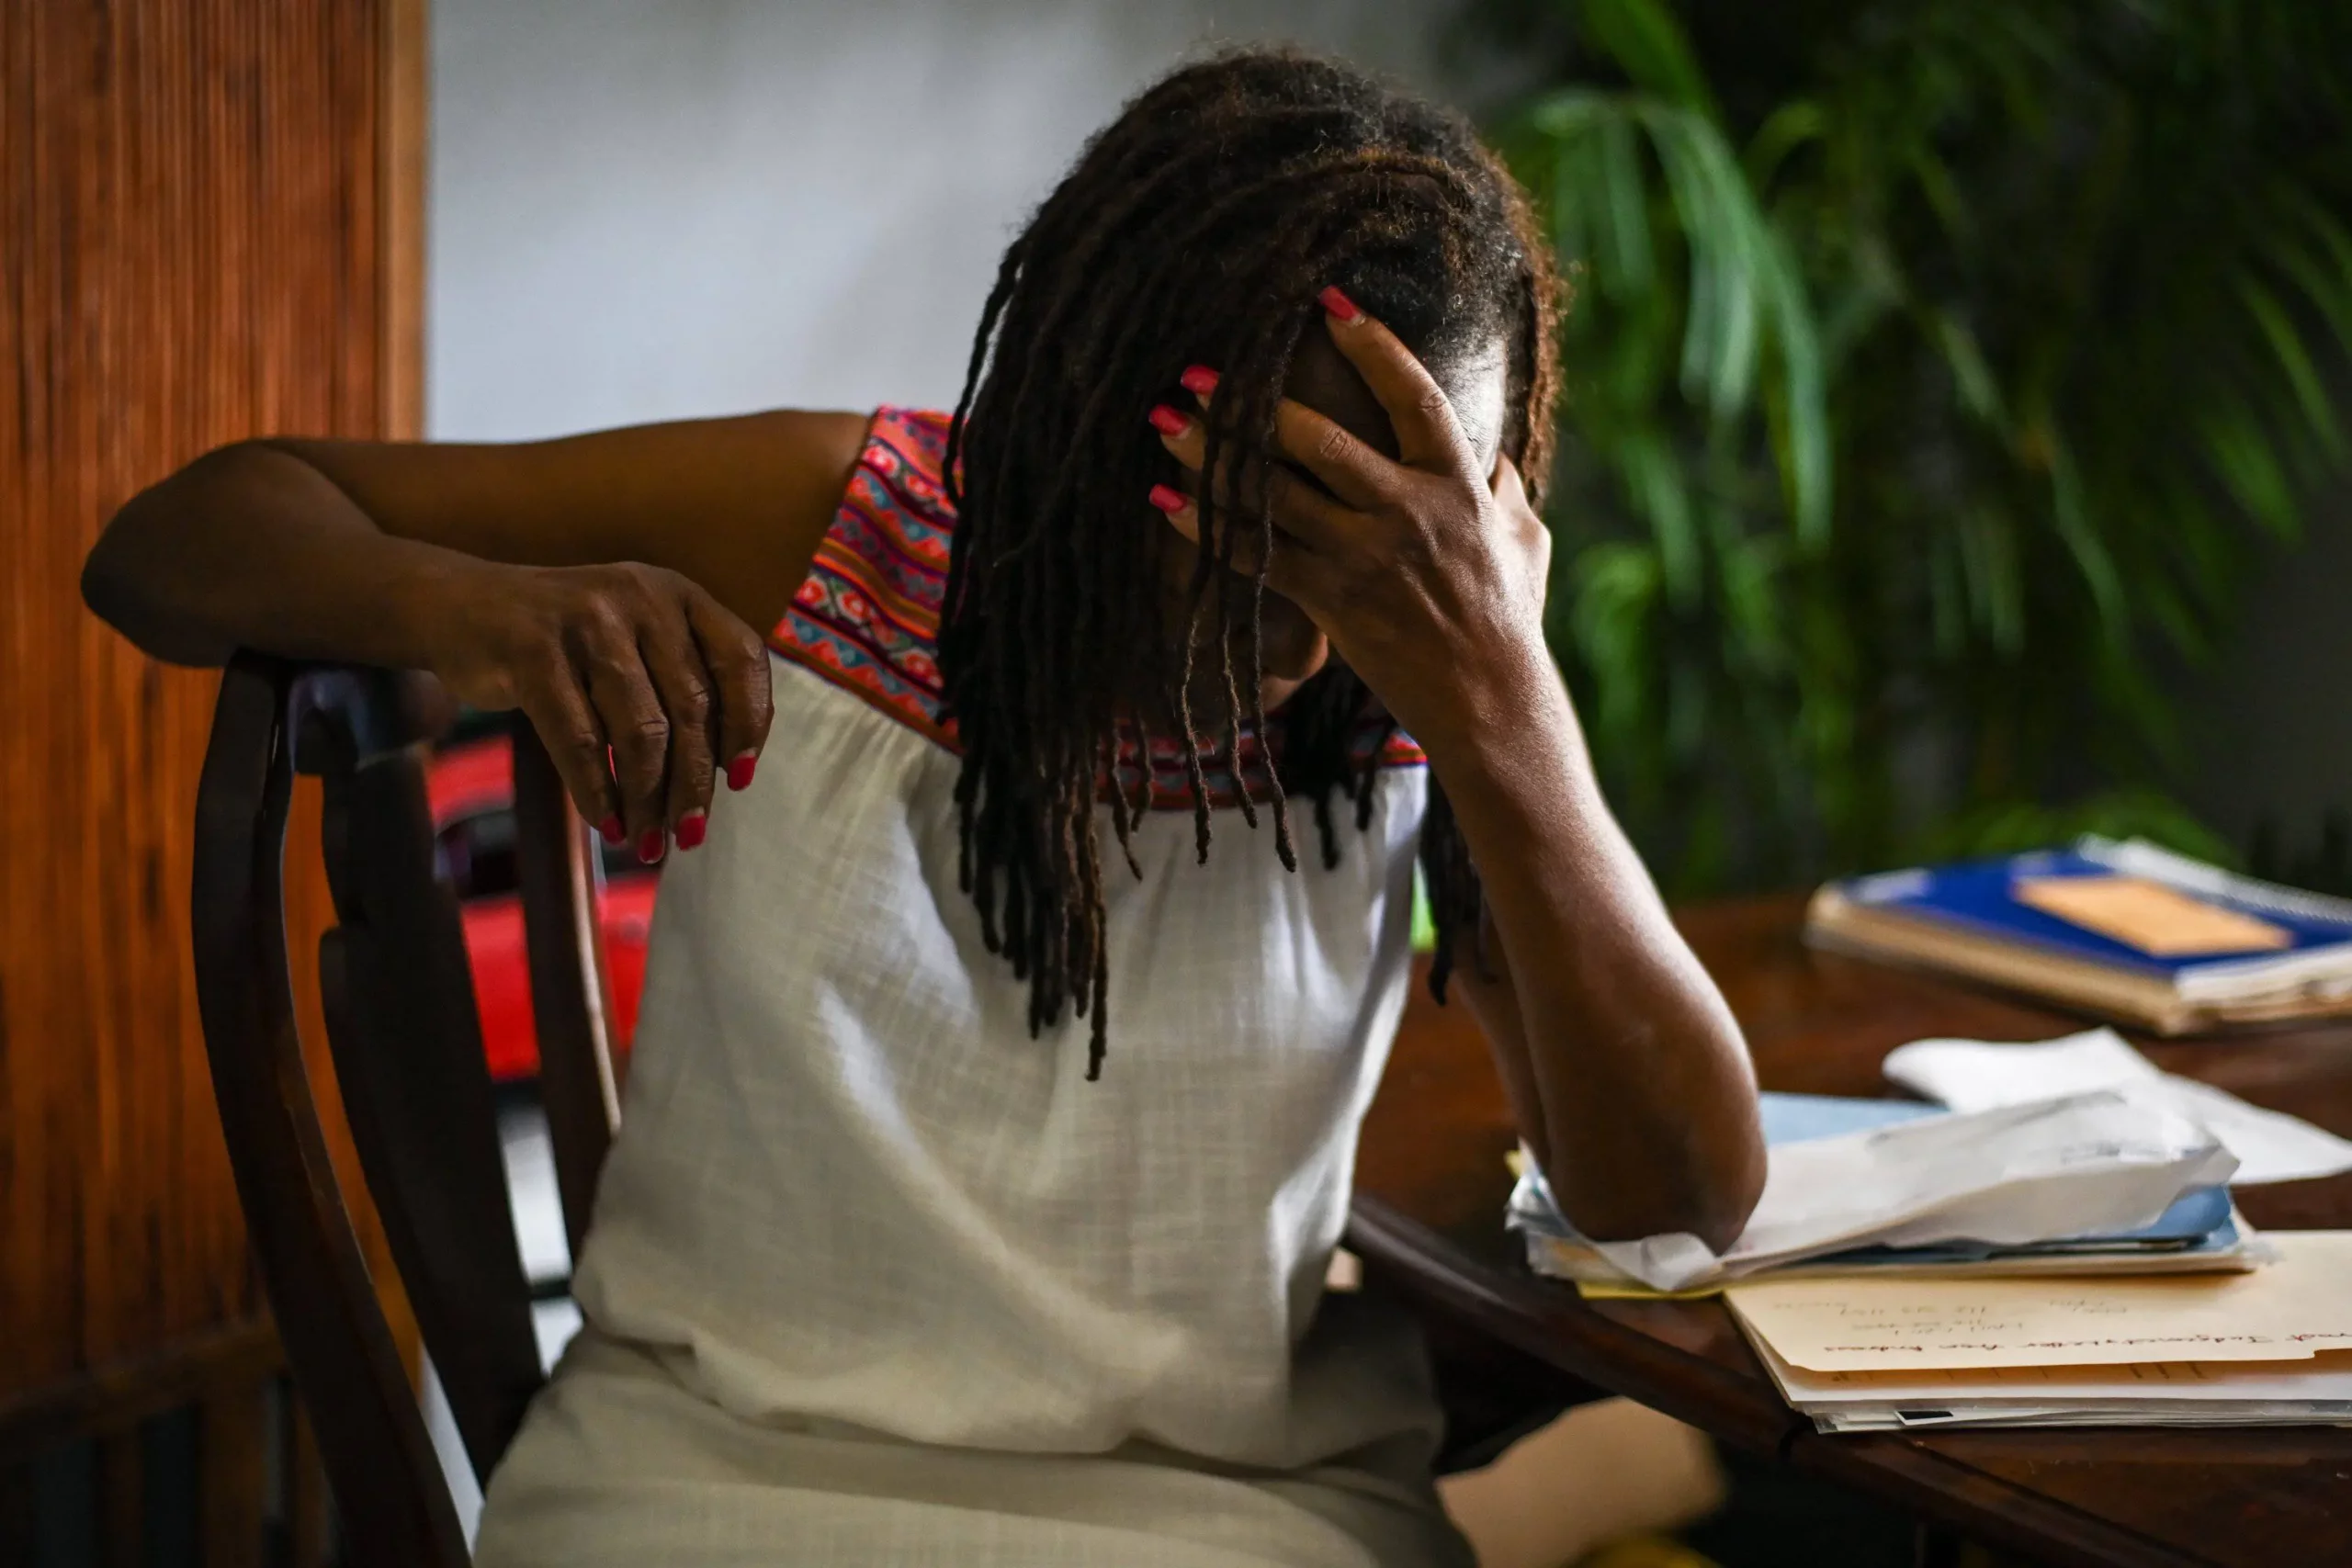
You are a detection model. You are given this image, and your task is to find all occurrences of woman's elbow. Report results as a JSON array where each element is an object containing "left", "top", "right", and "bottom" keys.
[
  {"left": 1572, "top": 1196, "right": 1753, "bottom": 1258},
  {"left": 81, "top": 518, "right": 209, "bottom": 663},
  {"left": 1682, "top": 1155, "right": 1767, "bottom": 1256},
  {"left": 81, "top": 518, "right": 152, "bottom": 644},
  {"left": 80, "top": 523, "right": 142, "bottom": 634},
  {"left": 81, "top": 451, "right": 248, "bottom": 665},
  {"left": 1565, "top": 1138, "right": 1768, "bottom": 1256}
]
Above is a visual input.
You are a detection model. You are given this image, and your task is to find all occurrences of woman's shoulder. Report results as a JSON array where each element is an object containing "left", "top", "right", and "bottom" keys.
[{"left": 769, "top": 407, "right": 961, "bottom": 746}]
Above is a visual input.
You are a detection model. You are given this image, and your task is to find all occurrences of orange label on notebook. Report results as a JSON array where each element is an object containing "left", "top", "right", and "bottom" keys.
[{"left": 2013, "top": 874, "right": 2293, "bottom": 955}]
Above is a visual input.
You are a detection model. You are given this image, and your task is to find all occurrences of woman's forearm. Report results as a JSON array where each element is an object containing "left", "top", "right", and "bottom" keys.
[
  {"left": 82, "top": 440, "right": 491, "bottom": 669},
  {"left": 1418, "top": 647, "right": 1767, "bottom": 1251},
  {"left": 85, "top": 433, "right": 786, "bottom": 853},
  {"left": 1141, "top": 296, "right": 1765, "bottom": 1245}
]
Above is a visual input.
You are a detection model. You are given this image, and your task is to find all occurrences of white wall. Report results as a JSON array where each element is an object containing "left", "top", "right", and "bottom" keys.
[{"left": 428, "top": 0, "right": 1476, "bottom": 441}]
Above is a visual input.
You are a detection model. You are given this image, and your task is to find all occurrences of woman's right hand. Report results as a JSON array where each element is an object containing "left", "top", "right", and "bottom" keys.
[{"left": 429, "top": 559, "right": 775, "bottom": 861}]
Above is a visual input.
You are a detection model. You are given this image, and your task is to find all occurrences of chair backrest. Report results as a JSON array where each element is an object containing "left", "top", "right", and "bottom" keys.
[
  {"left": 191, "top": 655, "right": 620, "bottom": 1568},
  {"left": 509, "top": 717, "right": 624, "bottom": 1263}
]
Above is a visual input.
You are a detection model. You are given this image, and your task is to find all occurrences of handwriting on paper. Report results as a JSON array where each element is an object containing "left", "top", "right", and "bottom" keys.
[{"left": 1725, "top": 1233, "right": 2352, "bottom": 1371}]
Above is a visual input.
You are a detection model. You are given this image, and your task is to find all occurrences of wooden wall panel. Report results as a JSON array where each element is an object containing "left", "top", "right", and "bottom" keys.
[{"left": 0, "top": 0, "right": 421, "bottom": 1414}]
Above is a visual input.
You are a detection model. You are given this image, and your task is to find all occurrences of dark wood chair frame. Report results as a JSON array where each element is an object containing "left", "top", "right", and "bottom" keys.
[{"left": 190, "top": 654, "right": 1586, "bottom": 1568}]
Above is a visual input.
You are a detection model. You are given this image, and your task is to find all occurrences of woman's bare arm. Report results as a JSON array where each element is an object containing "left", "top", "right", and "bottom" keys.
[
  {"left": 83, "top": 409, "right": 869, "bottom": 855},
  {"left": 1153, "top": 306, "right": 1766, "bottom": 1250}
]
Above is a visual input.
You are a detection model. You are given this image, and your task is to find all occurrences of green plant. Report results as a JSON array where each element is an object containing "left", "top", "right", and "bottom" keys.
[{"left": 1475, "top": 0, "right": 2352, "bottom": 893}]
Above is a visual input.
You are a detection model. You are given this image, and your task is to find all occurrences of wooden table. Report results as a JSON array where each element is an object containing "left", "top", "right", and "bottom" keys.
[{"left": 1351, "top": 895, "right": 2352, "bottom": 1568}]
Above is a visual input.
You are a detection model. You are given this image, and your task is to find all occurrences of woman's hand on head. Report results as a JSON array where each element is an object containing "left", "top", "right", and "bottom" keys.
[
  {"left": 432, "top": 559, "right": 774, "bottom": 862},
  {"left": 1147, "top": 292, "right": 1554, "bottom": 748}
]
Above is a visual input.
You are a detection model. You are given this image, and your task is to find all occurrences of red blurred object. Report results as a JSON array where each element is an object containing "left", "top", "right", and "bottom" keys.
[{"left": 425, "top": 734, "right": 657, "bottom": 1082}]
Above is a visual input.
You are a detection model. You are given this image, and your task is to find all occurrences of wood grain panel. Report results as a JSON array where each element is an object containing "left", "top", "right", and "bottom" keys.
[{"left": 0, "top": 0, "right": 422, "bottom": 1413}]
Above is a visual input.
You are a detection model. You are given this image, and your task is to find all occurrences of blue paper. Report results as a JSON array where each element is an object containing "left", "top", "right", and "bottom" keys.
[{"left": 1759, "top": 1091, "right": 1939, "bottom": 1145}]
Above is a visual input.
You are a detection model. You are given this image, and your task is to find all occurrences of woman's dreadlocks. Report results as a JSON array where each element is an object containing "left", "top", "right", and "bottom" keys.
[{"left": 940, "top": 48, "right": 1564, "bottom": 1078}]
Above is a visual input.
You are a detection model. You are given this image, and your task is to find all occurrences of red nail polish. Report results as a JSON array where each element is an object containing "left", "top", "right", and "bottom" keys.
[
  {"left": 1148, "top": 483, "right": 1190, "bottom": 514},
  {"left": 1180, "top": 366, "right": 1220, "bottom": 398},
  {"left": 1317, "top": 286, "right": 1363, "bottom": 322},
  {"left": 726, "top": 752, "right": 758, "bottom": 792},
  {"left": 637, "top": 829, "right": 666, "bottom": 863},
  {"left": 597, "top": 815, "right": 626, "bottom": 844},
  {"left": 1147, "top": 403, "right": 1189, "bottom": 436},
  {"left": 675, "top": 811, "right": 707, "bottom": 851}
]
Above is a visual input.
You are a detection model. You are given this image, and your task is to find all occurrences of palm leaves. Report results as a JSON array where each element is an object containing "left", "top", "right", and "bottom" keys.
[{"left": 1487, "top": 0, "right": 2352, "bottom": 891}]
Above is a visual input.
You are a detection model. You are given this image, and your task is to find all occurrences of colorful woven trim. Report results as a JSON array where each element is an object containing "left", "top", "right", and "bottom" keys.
[
  {"left": 771, "top": 406, "right": 1426, "bottom": 807},
  {"left": 1104, "top": 721, "right": 1426, "bottom": 813},
  {"left": 772, "top": 406, "right": 956, "bottom": 746}
]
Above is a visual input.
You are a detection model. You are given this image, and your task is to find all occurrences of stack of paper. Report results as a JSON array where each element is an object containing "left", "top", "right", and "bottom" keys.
[
  {"left": 1805, "top": 837, "right": 2352, "bottom": 1032},
  {"left": 1727, "top": 1232, "right": 2352, "bottom": 1430},
  {"left": 1509, "top": 1089, "right": 2246, "bottom": 1292}
]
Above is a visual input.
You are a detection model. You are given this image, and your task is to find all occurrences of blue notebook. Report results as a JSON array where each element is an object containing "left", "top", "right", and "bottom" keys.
[
  {"left": 1806, "top": 837, "right": 2352, "bottom": 1031},
  {"left": 1833, "top": 845, "right": 2352, "bottom": 979}
]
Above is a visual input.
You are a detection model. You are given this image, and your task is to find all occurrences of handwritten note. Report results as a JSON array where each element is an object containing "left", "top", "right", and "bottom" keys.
[{"left": 1725, "top": 1231, "right": 2352, "bottom": 1371}]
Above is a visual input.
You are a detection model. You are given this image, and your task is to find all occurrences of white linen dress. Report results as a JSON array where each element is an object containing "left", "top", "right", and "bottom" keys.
[{"left": 472, "top": 409, "right": 1473, "bottom": 1568}]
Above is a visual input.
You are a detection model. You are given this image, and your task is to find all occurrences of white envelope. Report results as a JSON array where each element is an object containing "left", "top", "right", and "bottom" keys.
[{"left": 1884, "top": 1028, "right": 2352, "bottom": 1186}]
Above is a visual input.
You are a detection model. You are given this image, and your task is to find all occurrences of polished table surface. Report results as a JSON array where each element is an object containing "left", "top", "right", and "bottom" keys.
[{"left": 1351, "top": 895, "right": 2352, "bottom": 1568}]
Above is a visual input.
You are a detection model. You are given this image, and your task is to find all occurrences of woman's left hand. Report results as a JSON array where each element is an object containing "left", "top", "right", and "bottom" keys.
[{"left": 1148, "top": 292, "right": 1554, "bottom": 749}]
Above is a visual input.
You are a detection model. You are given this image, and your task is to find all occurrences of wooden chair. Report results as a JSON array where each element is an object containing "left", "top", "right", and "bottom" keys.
[
  {"left": 192, "top": 656, "right": 620, "bottom": 1568},
  {"left": 190, "top": 654, "right": 1584, "bottom": 1567}
]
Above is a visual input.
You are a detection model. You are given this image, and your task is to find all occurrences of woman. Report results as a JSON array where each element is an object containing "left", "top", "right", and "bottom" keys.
[{"left": 86, "top": 48, "right": 1763, "bottom": 1568}]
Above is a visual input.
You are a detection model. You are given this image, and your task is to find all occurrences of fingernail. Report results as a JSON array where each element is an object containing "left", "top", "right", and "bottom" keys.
[
  {"left": 637, "top": 829, "right": 666, "bottom": 864},
  {"left": 597, "top": 815, "right": 626, "bottom": 845},
  {"left": 1317, "top": 286, "right": 1363, "bottom": 322},
  {"left": 1147, "top": 403, "right": 1190, "bottom": 436},
  {"left": 1179, "top": 365, "right": 1220, "bottom": 398},
  {"left": 1148, "top": 483, "right": 1190, "bottom": 514},
  {"left": 675, "top": 810, "right": 707, "bottom": 851},
  {"left": 726, "top": 751, "right": 758, "bottom": 792}
]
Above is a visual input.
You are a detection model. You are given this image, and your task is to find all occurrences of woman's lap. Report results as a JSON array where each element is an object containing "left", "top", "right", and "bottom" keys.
[{"left": 475, "top": 1331, "right": 1474, "bottom": 1568}]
